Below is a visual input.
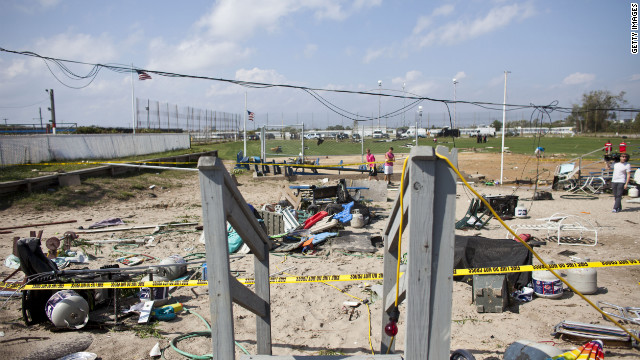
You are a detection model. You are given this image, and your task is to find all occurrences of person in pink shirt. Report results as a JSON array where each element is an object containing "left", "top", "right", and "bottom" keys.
[
  {"left": 384, "top": 147, "right": 395, "bottom": 185},
  {"left": 366, "top": 148, "right": 378, "bottom": 181}
]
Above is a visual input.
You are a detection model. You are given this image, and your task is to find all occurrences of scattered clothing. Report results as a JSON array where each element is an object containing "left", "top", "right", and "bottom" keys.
[{"left": 88, "top": 217, "right": 125, "bottom": 229}]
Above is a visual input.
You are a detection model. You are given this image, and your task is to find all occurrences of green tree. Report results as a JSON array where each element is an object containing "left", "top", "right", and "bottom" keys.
[
  {"left": 570, "top": 90, "right": 627, "bottom": 133},
  {"left": 490, "top": 120, "right": 502, "bottom": 131}
]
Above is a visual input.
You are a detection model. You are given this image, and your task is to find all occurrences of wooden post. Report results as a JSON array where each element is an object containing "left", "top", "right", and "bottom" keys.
[
  {"left": 198, "top": 157, "right": 236, "bottom": 359},
  {"left": 380, "top": 146, "right": 457, "bottom": 359}
]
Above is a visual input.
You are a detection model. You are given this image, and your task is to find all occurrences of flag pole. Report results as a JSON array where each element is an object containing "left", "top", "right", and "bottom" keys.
[
  {"left": 243, "top": 91, "right": 247, "bottom": 156},
  {"left": 131, "top": 64, "right": 136, "bottom": 135}
]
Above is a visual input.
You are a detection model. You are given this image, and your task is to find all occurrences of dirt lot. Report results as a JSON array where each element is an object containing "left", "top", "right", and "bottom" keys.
[{"left": 1, "top": 150, "right": 639, "bottom": 359}]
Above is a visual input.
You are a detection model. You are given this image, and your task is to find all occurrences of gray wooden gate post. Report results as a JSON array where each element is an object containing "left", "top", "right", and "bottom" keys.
[
  {"left": 380, "top": 146, "right": 457, "bottom": 359},
  {"left": 199, "top": 156, "right": 272, "bottom": 359}
]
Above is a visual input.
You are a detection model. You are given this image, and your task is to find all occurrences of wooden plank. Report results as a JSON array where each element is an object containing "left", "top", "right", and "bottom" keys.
[
  {"left": 379, "top": 148, "right": 416, "bottom": 355},
  {"left": 254, "top": 241, "right": 272, "bottom": 355},
  {"left": 405, "top": 146, "right": 436, "bottom": 360},
  {"left": 198, "top": 156, "right": 236, "bottom": 360},
  {"left": 221, "top": 168, "right": 272, "bottom": 249},
  {"left": 379, "top": 232, "right": 397, "bottom": 355},
  {"left": 229, "top": 276, "right": 267, "bottom": 318},
  {"left": 224, "top": 192, "right": 266, "bottom": 260},
  {"left": 427, "top": 145, "right": 457, "bottom": 360},
  {"left": 384, "top": 272, "right": 407, "bottom": 312},
  {"left": 239, "top": 355, "right": 403, "bottom": 360}
]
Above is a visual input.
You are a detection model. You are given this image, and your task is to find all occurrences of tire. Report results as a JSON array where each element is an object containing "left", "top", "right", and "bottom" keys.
[{"left": 450, "top": 349, "right": 476, "bottom": 360}]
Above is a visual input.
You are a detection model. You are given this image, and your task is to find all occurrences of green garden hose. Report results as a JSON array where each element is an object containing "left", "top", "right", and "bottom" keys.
[{"left": 161, "top": 308, "right": 250, "bottom": 359}]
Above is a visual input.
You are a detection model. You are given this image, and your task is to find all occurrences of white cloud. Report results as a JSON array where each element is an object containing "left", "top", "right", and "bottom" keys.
[
  {"left": 453, "top": 71, "right": 466, "bottom": 81},
  {"left": 304, "top": 44, "right": 318, "bottom": 58},
  {"left": 236, "top": 67, "right": 287, "bottom": 84},
  {"left": 412, "top": 4, "right": 455, "bottom": 35},
  {"left": 33, "top": 32, "right": 118, "bottom": 63},
  {"left": 631, "top": 74, "right": 640, "bottom": 81},
  {"left": 412, "top": 2, "right": 536, "bottom": 48},
  {"left": 197, "top": 0, "right": 381, "bottom": 41},
  {"left": 433, "top": 4, "right": 455, "bottom": 17},
  {"left": 39, "top": 0, "right": 60, "bottom": 8},
  {"left": 147, "top": 37, "right": 252, "bottom": 72},
  {"left": 562, "top": 72, "right": 595, "bottom": 85},
  {"left": 0, "top": 59, "right": 27, "bottom": 79},
  {"left": 363, "top": 47, "right": 387, "bottom": 63},
  {"left": 392, "top": 70, "right": 423, "bottom": 86}
]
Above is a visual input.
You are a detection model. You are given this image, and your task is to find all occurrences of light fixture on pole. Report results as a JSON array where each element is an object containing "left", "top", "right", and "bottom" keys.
[
  {"left": 378, "top": 80, "right": 382, "bottom": 131},
  {"left": 452, "top": 79, "right": 458, "bottom": 129},
  {"left": 416, "top": 105, "right": 422, "bottom": 145},
  {"left": 499, "top": 71, "right": 511, "bottom": 186},
  {"left": 402, "top": 82, "right": 406, "bottom": 128}
]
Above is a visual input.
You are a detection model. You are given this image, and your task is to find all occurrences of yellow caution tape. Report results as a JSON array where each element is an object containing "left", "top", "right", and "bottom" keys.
[
  {"left": 453, "top": 258, "right": 640, "bottom": 276},
  {"left": 3, "top": 259, "right": 638, "bottom": 291},
  {"left": 0, "top": 273, "right": 385, "bottom": 291}
]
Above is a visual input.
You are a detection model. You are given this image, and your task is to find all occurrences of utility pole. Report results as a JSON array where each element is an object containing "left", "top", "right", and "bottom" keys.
[
  {"left": 500, "top": 71, "right": 511, "bottom": 186},
  {"left": 46, "top": 89, "right": 57, "bottom": 134},
  {"left": 39, "top": 107, "right": 43, "bottom": 131}
]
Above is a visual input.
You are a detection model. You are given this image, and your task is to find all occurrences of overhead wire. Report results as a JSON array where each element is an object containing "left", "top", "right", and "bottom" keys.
[{"left": 3, "top": 47, "right": 638, "bottom": 121}]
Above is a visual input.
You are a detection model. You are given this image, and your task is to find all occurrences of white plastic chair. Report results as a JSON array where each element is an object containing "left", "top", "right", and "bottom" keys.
[{"left": 509, "top": 212, "right": 598, "bottom": 246}]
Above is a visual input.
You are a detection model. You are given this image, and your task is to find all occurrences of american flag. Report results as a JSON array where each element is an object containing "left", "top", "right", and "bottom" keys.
[
  {"left": 247, "top": 110, "right": 255, "bottom": 121},
  {"left": 137, "top": 70, "right": 152, "bottom": 80}
]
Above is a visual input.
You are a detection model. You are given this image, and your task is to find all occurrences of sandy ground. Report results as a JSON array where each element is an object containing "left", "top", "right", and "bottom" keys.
[{"left": 1, "top": 150, "right": 639, "bottom": 359}]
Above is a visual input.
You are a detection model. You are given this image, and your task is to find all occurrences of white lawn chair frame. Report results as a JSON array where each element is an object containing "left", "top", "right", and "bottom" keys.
[{"left": 508, "top": 212, "right": 598, "bottom": 246}]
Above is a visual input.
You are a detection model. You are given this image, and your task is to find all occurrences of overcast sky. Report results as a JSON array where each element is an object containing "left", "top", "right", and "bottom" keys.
[{"left": 1, "top": 0, "right": 638, "bottom": 130}]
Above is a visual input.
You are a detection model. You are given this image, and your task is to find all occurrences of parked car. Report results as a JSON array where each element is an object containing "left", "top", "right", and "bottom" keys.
[
  {"left": 352, "top": 133, "right": 361, "bottom": 140},
  {"left": 372, "top": 130, "right": 383, "bottom": 139},
  {"left": 304, "top": 133, "right": 321, "bottom": 139},
  {"left": 265, "top": 133, "right": 275, "bottom": 139},
  {"left": 336, "top": 133, "right": 349, "bottom": 140},
  {"left": 248, "top": 134, "right": 259, "bottom": 140}
]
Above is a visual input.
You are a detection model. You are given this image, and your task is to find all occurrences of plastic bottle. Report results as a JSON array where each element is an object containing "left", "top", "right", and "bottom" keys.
[{"left": 151, "top": 303, "right": 183, "bottom": 321}]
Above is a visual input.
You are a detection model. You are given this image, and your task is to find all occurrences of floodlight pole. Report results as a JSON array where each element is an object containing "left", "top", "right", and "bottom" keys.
[
  {"left": 416, "top": 106, "right": 422, "bottom": 145},
  {"left": 243, "top": 91, "right": 247, "bottom": 156},
  {"left": 377, "top": 80, "right": 382, "bottom": 131},
  {"left": 500, "top": 71, "right": 511, "bottom": 186}
]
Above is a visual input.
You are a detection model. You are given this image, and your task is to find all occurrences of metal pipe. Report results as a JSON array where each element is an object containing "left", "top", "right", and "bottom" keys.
[
  {"left": 0, "top": 219, "right": 77, "bottom": 231},
  {"left": 103, "top": 163, "right": 198, "bottom": 172}
]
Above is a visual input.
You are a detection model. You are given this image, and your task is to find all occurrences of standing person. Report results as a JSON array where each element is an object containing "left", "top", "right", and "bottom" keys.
[
  {"left": 384, "top": 147, "right": 395, "bottom": 185},
  {"left": 604, "top": 140, "right": 612, "bottom": 155},
  {"left": 619, "top": 140, "right": 627, "bottom": 153},
  {"left": 366, "top": 148, "right": 378, "bottom": 181},
  {"left": 608, "top": 153, "right": 632, "bottom": 213}
]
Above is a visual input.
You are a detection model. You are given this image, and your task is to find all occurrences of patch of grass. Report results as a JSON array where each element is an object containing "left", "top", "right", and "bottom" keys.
[
  {"left": 109, "top": 191, "right": 135, "bottom": 201},
  {"left": 317, "top": 349, "right": 345, "bottom": 356},
  {"left": 132, "top": 322, "right": 164, "bottom": 339}
]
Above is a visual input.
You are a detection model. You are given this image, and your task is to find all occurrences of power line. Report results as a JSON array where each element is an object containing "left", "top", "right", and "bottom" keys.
[{"left": 1, "top": 46, "right": 639, "bottom": 120}]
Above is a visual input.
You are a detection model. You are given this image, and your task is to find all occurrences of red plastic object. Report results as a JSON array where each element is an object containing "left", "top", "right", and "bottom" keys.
[
  {"left": 384, "top": 321, "right": 398, "bottom": 336},
  {"left": 516, "top": 233, "right": 531, "bottom": 243},
  {"left": 303, "top": 211, "right": 328, "bottom": 229}
]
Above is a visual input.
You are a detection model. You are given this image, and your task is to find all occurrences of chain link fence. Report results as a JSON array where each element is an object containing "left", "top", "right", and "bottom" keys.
[{"left": 135, "top": 98, "right": 242, "bottom": 142}]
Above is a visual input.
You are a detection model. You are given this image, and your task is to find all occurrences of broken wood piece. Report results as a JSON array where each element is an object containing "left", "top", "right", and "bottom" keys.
[{"left": 0, "top": 219, "right": 77, "bottom": 231}]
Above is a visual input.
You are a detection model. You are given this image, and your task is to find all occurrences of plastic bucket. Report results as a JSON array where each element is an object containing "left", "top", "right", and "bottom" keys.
[
  {"left": 45, "top": 290, "right": 89, "bottom": 329},
  {"left": 515, "top": 204, "right": 528, "bottom": 218},
  {"left": 629, "top": 187, "right": 639, "bottom": 198},
  {"left": 532, "top": 270, "right": 563, "bottom": 299}
]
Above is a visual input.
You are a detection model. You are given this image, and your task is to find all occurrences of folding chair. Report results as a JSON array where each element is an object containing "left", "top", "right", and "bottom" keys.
[{"left": 455, "top": 198, "right": 494, "bottom": 230}]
